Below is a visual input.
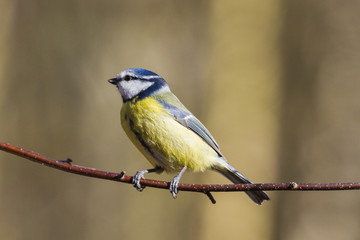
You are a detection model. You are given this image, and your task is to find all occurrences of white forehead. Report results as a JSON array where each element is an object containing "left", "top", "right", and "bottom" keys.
[{"left": 118, "top": 71, "right": 129, "bottom": 79}]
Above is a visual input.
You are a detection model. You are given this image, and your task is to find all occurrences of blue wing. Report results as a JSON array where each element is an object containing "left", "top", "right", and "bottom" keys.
[{"left": 157, "top": 99, "right": 222, "bottom": 157}]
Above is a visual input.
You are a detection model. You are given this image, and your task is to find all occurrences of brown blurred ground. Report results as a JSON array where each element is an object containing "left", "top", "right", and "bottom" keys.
[{"left": 0, "top": 1, "right": 359, "bottom": 240}]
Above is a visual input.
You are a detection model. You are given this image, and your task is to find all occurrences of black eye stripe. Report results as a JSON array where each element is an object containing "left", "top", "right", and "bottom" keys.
[
  {"left": 123, "top": 74, "right": 157, "bottom": 81},
  {"left": 123, "top": 75, "right": 138, "bottom": 81},
  {"left": 123, "top": 75, "right": 133, "bottom": 81}
]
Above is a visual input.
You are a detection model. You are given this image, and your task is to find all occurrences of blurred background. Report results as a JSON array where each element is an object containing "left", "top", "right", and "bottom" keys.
[{"left": 1, "top": 0, "right": 360, "bottom": 239}]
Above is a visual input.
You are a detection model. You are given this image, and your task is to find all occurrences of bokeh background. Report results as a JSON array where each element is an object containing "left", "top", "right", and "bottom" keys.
[{"left": 1, "top": 1, "right": 360, "bottom": 239}]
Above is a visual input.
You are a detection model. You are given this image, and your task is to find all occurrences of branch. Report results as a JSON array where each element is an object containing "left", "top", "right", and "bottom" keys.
[{"left": 1, "top": 141, "right": 359, "bottom": 204}]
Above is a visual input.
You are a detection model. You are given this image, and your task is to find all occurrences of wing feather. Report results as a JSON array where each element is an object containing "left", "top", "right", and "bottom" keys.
[{"left": 155, "top": 97, "right": 222, "bottom": 157}]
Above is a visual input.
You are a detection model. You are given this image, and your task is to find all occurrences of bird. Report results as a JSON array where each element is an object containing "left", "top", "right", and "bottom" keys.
[{"left": 108, "top": 68, "right": 269, "bottom": 205}]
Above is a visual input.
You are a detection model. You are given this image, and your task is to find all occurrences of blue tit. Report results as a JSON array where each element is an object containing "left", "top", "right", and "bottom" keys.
[{"left": 108, "top": 68, "right": 269, "bottom": 205}]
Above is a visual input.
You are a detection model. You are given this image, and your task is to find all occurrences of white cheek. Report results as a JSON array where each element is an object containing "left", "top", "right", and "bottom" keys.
[{"left": 118, "top": 80, "right": 154, "bottom": 100}]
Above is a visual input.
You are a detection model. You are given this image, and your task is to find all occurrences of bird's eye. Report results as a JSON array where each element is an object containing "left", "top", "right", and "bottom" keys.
[{"left": 123, "top": 75, "right": 135, "bottom": 81}]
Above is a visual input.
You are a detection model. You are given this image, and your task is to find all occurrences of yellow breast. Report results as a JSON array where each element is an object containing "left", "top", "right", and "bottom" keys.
[{"left": 120, "top": 97, "right": 218, "bottom": 172}]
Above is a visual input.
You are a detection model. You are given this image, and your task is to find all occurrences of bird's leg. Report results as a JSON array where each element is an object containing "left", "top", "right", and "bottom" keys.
[
  {"left": 133, "top": 166, "right": 163, "bottom": 192},
  {"left": 169, "top": 166, "right": 187, "bottom": 199}
]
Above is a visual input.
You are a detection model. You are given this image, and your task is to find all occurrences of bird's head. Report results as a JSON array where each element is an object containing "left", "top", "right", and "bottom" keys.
[{"left": 108, "top": 68, "right": 169, "bottom": 102}]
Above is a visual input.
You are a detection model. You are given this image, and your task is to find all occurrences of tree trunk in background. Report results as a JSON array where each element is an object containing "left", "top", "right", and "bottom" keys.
[
  {"left": 200, "top": 1, "right": 281, "bottom": 239},
  {"left": 275, "top": 1, "right": 360, "bottom": 239}
]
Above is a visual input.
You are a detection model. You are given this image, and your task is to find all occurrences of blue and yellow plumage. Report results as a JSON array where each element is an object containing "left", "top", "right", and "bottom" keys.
[{"left": 109, "top": 68, "right": 269, "bottom": 205}]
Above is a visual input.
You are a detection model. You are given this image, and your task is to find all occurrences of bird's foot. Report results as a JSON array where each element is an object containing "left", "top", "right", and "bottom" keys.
[
  {"left": 169, "top": 166, "right": 187, "bottom": 199},
  {"left": 169, "top": 178, "right": 179, "bottom": 199},
  {"left": 132, "top": 170, "right": 146, "bottom": 192},
  {"left": 132, "top": 167, "right": 164, "bottom": 192}
]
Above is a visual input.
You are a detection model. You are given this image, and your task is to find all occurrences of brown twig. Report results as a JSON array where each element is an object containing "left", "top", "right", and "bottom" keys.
[{"left": 1, "top": 141, "right": 359, "bottom": 203}]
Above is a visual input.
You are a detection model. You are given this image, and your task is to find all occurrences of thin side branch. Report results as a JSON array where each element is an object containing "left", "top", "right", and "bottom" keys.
[{"left": 1, "top": 141, "right": 359, "bottom": 196}]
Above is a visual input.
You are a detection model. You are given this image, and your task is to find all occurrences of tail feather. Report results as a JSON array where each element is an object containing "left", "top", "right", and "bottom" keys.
[{"left": 213, "top": 161, "right": 269, "bottom": 205}]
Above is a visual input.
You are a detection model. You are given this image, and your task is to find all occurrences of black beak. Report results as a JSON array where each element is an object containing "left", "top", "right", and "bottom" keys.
[{"left": 108, "top": 78, "right": 119, "bottom": 85}]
